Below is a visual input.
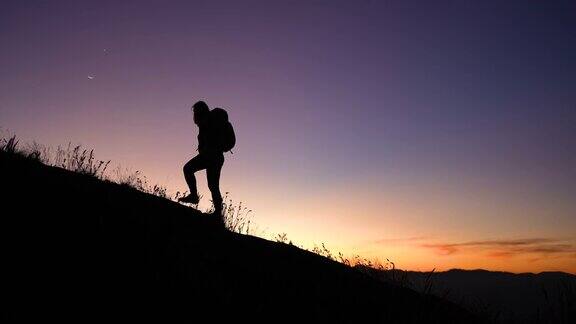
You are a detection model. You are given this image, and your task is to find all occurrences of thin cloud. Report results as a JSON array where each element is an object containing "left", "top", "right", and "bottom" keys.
[
  {"left": 420, "top": 243, "right": 458, "bottom": 256},
  {"left": 450, "top": 238, "right": 555, "bottom": 247},
  {"left": 487, "top": 251, "right": 516, "bottom": 258},
  {"left": 420, "top": 238, "right": 576, "bottom": 258}
]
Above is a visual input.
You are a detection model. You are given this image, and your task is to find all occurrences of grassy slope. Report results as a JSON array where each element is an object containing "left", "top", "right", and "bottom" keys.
[{"left": 0, "top": 151, "right": 481, "bottom": 323}]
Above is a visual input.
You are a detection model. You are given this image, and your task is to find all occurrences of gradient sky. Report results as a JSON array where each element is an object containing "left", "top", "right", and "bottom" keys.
[{"left": 1, "top": 0, "right": 575, "bottom": 273}]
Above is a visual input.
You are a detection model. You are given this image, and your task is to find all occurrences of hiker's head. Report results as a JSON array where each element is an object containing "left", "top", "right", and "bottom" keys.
[{"left": 192, "top": 101, "right": 210, "bottom": 125}]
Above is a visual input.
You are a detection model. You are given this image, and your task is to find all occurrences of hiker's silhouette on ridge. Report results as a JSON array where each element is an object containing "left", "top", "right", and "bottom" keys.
[{"left": 179, "top": 101, "right": 235, "bottom": 218}]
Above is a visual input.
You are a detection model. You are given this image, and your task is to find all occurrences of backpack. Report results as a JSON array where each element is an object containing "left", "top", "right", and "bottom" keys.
[{"left": 210, "top": 107, "right": 236, "bottom": 153}]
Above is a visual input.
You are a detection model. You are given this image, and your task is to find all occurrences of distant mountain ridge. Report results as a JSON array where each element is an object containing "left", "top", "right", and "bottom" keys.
[
  {"left": 443, "top": 268, "right": 574, "bottom": 276},
  {"left": 385, "top": 268, "right": 576, "bottom": 323}
]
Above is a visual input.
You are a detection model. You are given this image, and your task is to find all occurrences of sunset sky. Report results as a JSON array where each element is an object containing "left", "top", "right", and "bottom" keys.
[{"left": 1, "top": 0, "right": 575, "bottom": 273}]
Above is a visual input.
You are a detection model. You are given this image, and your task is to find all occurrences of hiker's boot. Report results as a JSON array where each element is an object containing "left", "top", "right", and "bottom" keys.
[
  {"left": 206, "top": 209, "right": 224, "bottom": 228},
  {"left": 215, "top": 213, "right": 225, "bottom": 229},
  {"left": 211, "top": 206, "right": 223, "bottom": 218},
  {"left": 212, "top": 198, "right": 223, "bottom": 215},
  {"left": 178, "top": 193, "right": 200, "bottom": 204},
  {"left": 211, "top": 203, "right": 225, "bottom": 228}
]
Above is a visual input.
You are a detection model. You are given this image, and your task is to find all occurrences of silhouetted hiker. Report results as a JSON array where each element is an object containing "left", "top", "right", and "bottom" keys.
[{"left": 179, "top": 101, "right": 235, "bottom": 219}]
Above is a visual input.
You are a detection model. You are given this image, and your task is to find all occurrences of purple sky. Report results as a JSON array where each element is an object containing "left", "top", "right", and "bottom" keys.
[{"left": 1, "top": 0, "right": 575, "bottom": 272}]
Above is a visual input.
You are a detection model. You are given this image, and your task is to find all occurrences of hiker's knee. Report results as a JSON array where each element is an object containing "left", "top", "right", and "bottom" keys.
[
  {"left": 183, "top": 159, "right": 198, "bottom": 174},
  {"left": 183, "top": 162, "right": 191, "bottom": 174}
]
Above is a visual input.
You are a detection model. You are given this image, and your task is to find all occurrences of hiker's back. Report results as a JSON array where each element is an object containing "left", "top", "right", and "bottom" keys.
[{"left": 210, "top": 108, "right": 236, "bottom": 153}]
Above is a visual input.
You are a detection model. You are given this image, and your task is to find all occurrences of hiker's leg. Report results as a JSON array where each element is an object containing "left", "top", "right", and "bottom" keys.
[
  {"left": 183, "top": 155, "right": 208, "bottom": 196},
  {"left": 206, "top": 154, "right": 224, "bottom": 213}
]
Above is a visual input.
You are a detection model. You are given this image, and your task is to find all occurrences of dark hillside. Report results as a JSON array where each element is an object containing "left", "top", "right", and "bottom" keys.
[{"left": 0, "top": 151, "right": 481, "bottom": 323}]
